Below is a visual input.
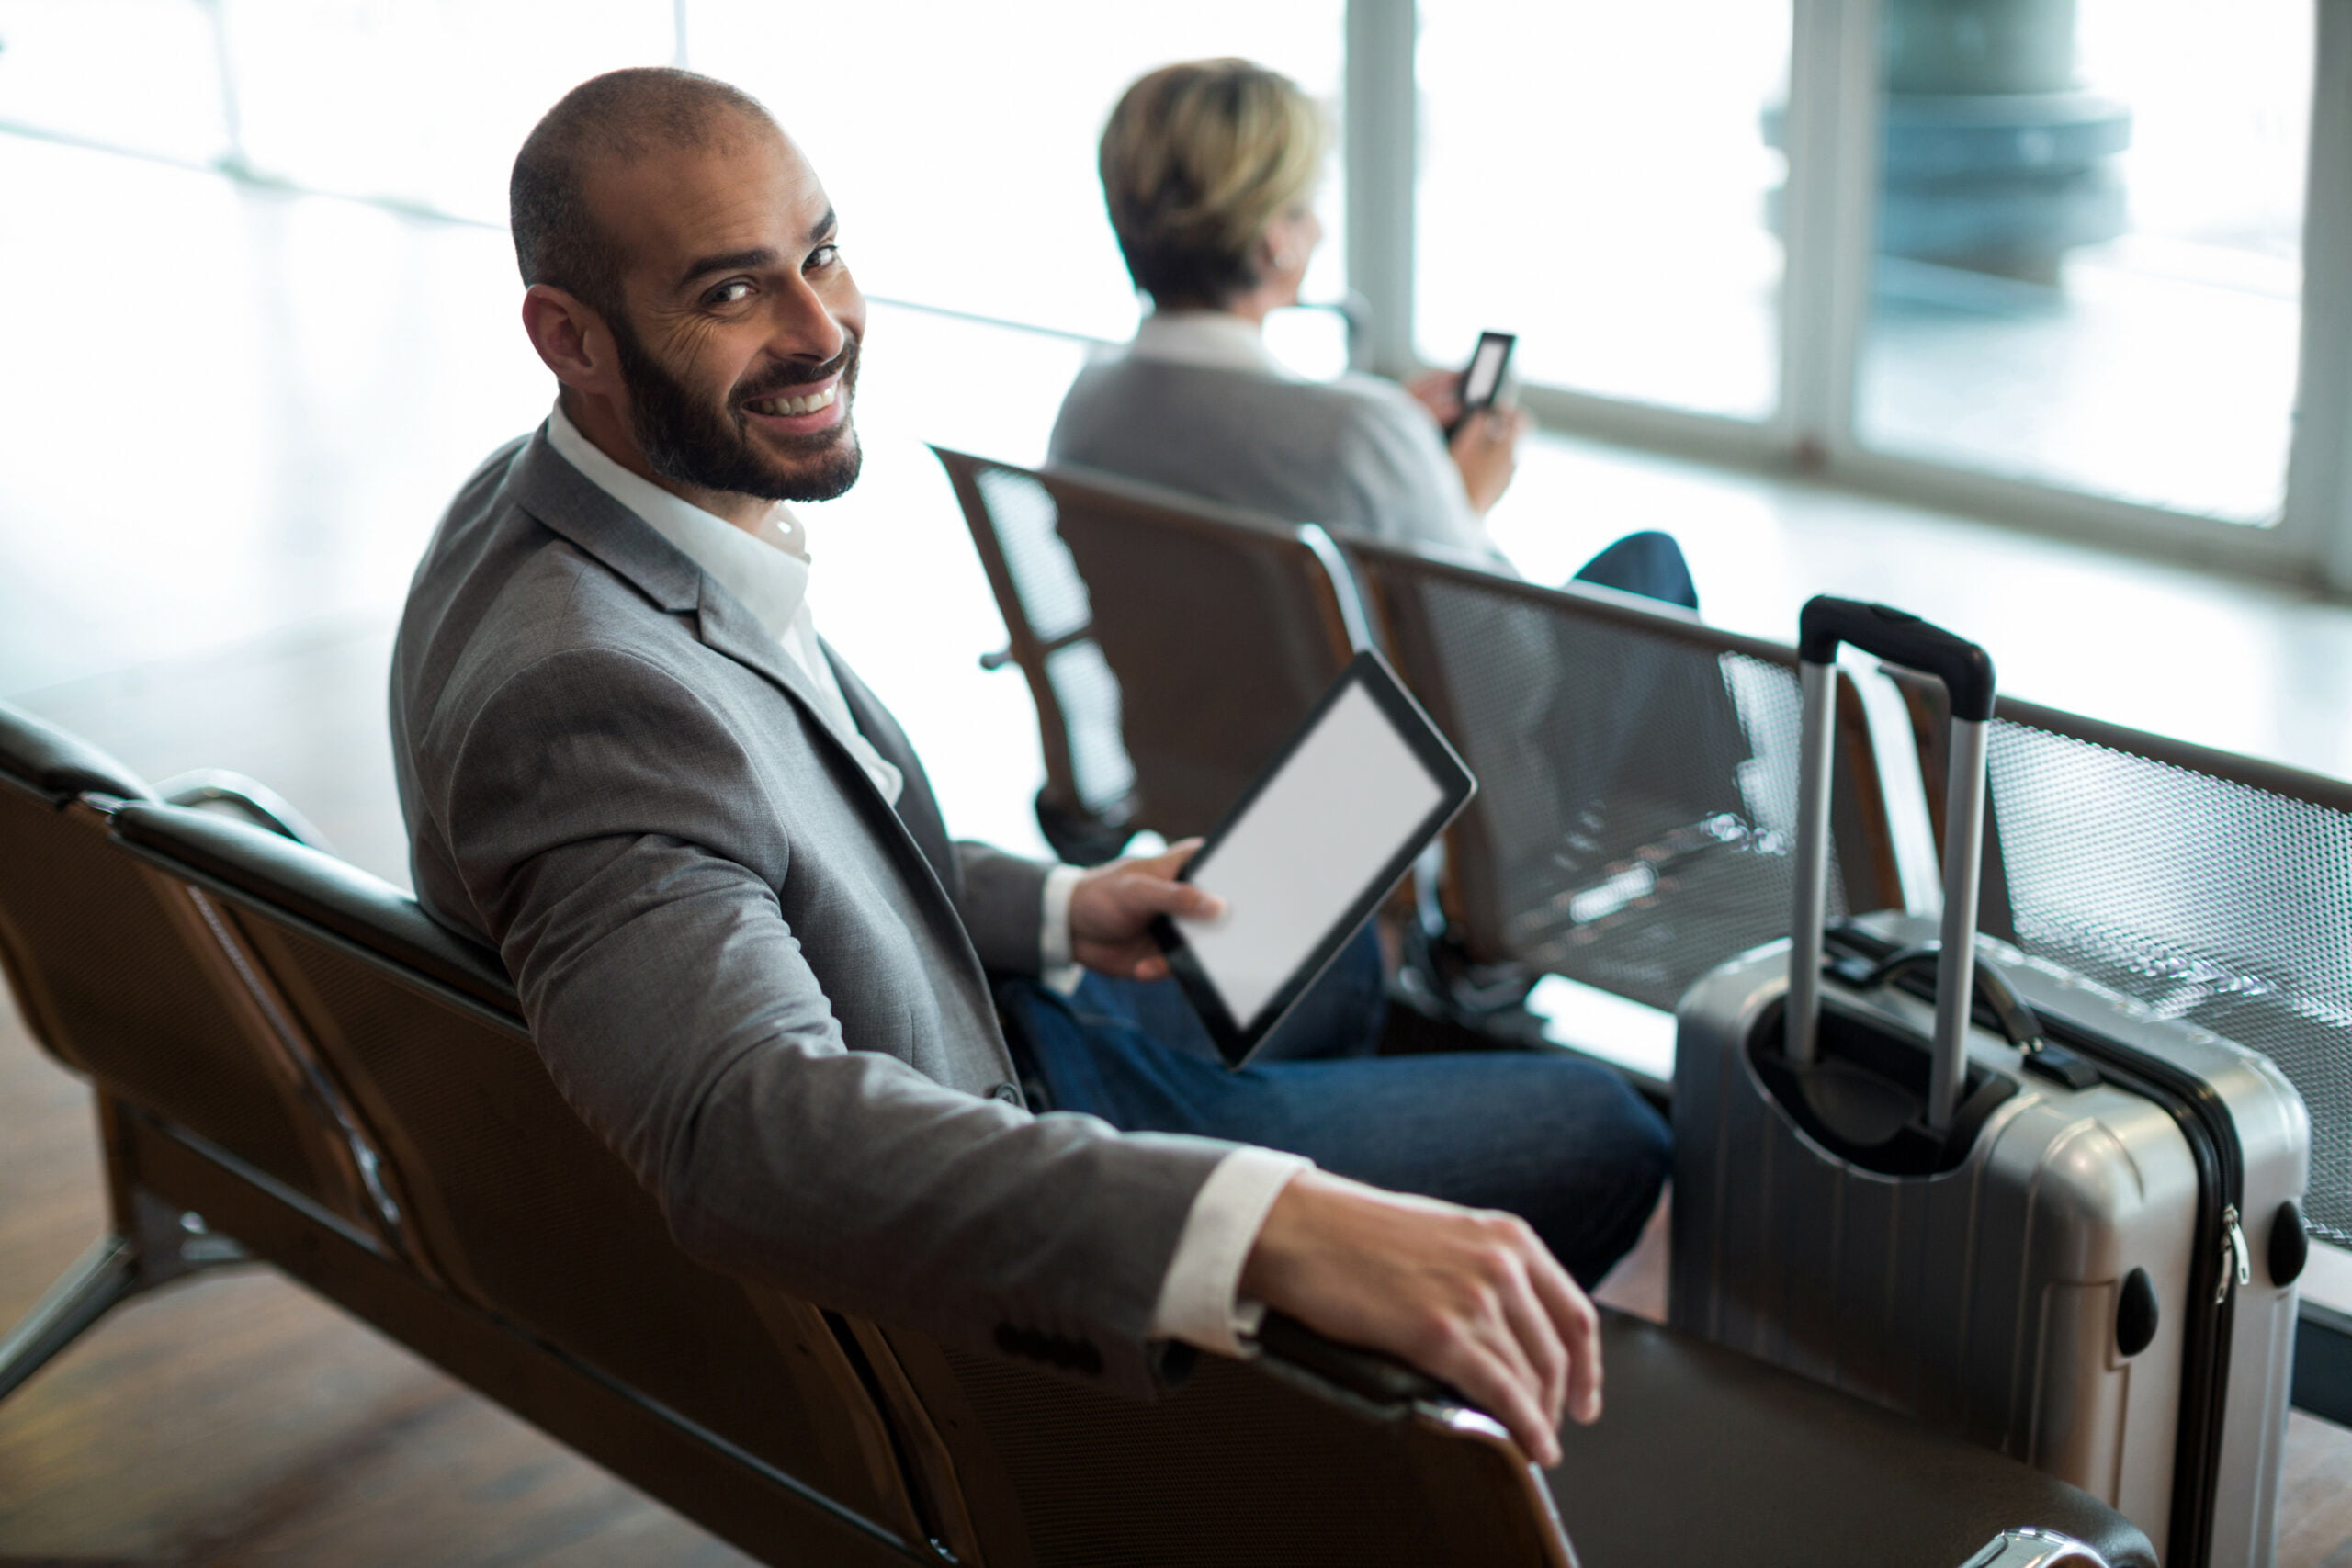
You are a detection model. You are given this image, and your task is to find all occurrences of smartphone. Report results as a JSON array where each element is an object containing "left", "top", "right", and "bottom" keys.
[{"left": 1446, "top": 331, "right": 1517, "bottom": 439}]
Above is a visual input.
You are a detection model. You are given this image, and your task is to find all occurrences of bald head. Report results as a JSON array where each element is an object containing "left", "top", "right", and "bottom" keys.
[{"left": 510, "top": 67, "right": 777, "bottom": 321}]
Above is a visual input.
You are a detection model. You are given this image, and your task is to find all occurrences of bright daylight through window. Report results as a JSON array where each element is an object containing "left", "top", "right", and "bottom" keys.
[
  {"left": 1855, "top": 0, "right": 2313, "bottom": 525},
  {"left": 1415, "top": 0, "right": 1793, "bottom": 423}
]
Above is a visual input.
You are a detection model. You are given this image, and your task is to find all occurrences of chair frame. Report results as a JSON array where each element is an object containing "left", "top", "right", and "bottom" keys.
[
  {"left": 1339, "top": 535, "right": 1905, "bottom": 971},
  {"left": 933, "top": 446, "right": 1372, "bottom": 857},
  {"left": 1887, "top": 674, "right": 2352, "bottom": 1431}
]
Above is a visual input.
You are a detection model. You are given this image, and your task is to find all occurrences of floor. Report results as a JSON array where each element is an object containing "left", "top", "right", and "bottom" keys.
[{"left": 5, "top": 130, "right": 2352, "bottom": 1562}]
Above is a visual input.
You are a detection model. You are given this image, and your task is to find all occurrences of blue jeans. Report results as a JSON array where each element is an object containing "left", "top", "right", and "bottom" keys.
[
  {"left": 1574, "top": 529, "right": 1700, "bottom": 614},
  {"left": 1001, "top": 929, "right": 1670, "bottom": 1288}
]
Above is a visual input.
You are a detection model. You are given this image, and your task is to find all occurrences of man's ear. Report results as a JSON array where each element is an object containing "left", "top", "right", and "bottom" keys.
[{"left": 520, "top": 284, "right": 619, "bottom": 397}]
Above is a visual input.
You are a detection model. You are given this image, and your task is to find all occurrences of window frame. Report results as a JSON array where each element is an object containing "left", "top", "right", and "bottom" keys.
[{"left": 1346, "top": 0, "right": 2352, "bottom": 592}]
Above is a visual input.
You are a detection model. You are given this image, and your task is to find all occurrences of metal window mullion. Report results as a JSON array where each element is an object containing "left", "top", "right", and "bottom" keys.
[
  {"left": 1777, "top": 0, "right": 1883, "bottom": 461},
  {"left": 1345, "top": 0, "right": 1419, "bottom": 378},
  {"left": 2291, "top": 0, "right": 2352, "bottom": 591}
]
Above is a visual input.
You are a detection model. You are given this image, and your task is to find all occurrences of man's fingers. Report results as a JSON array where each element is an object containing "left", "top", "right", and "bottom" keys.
[
  {"left": 1493, "top": 1252, "right": 1569, "bottom": 1428},
  {"left": 1112, "top": 843, "right": 1220, "bottom": 921},
  {"left": 1434, "top": 1336, "right": 1562, "bottom": 1469},
  {"left": 1529, "top": 1253, "right": 1603, "bottom": 1426}
]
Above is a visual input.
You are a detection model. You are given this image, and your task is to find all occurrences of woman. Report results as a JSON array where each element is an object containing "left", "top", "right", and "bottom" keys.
[{"left": 1050, "top": 57, "right": 1694, "bottom": 609}]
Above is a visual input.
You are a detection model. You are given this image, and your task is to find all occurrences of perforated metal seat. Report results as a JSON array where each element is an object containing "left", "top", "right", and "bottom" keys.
[
  {"left": 0, "top": 700, "right": 381, "bottom": 1230},
  {"left": 107, "top": 800, "right": 930, "bottom": 1545},
  {"left": 868, "top": 1312, "right": 1575, "bottom": 1567},
  {"left": 1339, "top": 541, "right": 1903, "bottom": 1012},
  {"left": 860, "top": 1303, "right": 2154, "bottom": 1568},
  {"left": 1892, "top": 677, "right": 2352, "bottom": 1255}
]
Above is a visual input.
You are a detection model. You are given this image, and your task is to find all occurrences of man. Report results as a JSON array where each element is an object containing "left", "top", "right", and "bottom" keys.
[{"left": 393, "top": 66, "right": 1666, "bottom": 1469}]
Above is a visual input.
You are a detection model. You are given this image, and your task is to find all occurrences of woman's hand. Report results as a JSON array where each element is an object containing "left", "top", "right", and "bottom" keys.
[
  {"left": 1065, "top": 840, "right": 1224, "bottom": 981},
  {"left": 1405, "top": 366, "right": 1465, "bottom": 431},
  {"left": 1449, "top": 404, "right": 1530, "bottom": 516}
]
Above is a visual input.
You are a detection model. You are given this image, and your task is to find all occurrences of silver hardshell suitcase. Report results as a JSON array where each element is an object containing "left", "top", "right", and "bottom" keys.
[{"left": 1669, "top": 598, "right": 2312, "bottom": 1568}]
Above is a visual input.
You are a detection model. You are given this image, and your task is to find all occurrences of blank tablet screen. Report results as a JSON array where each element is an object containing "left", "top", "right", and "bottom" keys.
[{"left": 1157, "top": 652, "right": 1474, "bottom": 1062}]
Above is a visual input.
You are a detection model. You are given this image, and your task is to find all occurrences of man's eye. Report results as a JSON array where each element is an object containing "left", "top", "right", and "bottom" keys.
[
  {"left": 707, "top": 279, "right": 754, "bottom": 306},
  {"left": 806, "top": 243, "right": 841, "bottom": 273}
]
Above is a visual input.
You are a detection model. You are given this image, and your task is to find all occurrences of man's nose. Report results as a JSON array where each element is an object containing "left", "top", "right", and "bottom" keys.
[{"left": 764, "top": 274, "right": 848, "bottom": 366}]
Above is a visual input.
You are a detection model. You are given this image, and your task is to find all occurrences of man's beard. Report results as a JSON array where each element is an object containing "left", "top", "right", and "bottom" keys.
[{"left": 609, "top": 314, "right": 864, "bottom": 504}]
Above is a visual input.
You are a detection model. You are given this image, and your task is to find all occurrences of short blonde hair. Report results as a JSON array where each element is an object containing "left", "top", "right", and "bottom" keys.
[{"left": 1099, "top": 60, "right": 1328, "bottom": 309}]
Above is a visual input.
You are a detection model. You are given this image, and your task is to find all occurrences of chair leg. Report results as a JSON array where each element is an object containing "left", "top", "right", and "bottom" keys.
[
  {"left": 0, "top": 1235, "right": 138, "bottom": 1403},
  {"left": 0, "top": 1189, "right": 252, "bottom": 1405}
]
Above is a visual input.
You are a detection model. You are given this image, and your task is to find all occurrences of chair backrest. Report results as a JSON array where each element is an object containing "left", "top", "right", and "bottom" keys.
[
  {"left": 107, "top": 802, "right": 930, "bottom": 1547},
  {"left": 1341, "top": 541, "right": 1903, "bottom": 1011},
  {"left": 933, "top": 446, "right": 1367, "bottom": 849},
  {"left": 867, "top": 1315, "right": 1573, "bottom": 1568},
  {"left": 0, "top": 701, "right": 385, "bottom": 1231},
  {"left": 1035, "top": 464, "right": 1366, "bottom": 842},
  {"left": 1894, "top": 677, "right": 2352, "bottom": 1254},
  {"left": 934, "top": 445, "right": 1138, "bottom": 861}
]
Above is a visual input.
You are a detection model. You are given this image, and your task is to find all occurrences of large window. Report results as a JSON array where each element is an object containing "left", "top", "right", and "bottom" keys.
[
  {"left": 4, "top": 0, "right": 2346, "bottom": 572},
  {"left": 1854, "top": 0, "right": 2313, "bottom": 525},
  {"left": 0, "top": 0, "right": 232, "bottom": 163},
  {"left": 689, "top": 2, "right": 1346, "bottom": 344},
  {"left": 1414, "top": 0, "right": 1792, "bottom": 421}
]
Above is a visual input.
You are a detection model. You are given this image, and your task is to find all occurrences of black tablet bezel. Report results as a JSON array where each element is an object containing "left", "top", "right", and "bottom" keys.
[{"left": 1148, "top": 649, "right": 1476, "bottom": 1066}]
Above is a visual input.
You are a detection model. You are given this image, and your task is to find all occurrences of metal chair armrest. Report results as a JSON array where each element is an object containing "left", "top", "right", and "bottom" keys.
[{"left": 156, "top": 769, "right": 333, "bottom": 854}]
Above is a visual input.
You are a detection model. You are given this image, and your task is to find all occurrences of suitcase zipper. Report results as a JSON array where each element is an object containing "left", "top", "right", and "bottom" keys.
[
  {"left": 2219, "top": 1205, "right": 2251, "bottom": 1305},
  {"left": 2036, "top": 1010, "right": 2243, "bottom": 1568}
]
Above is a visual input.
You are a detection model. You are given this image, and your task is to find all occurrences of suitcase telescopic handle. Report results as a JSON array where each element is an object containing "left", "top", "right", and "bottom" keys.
[{"left": 1787, "top": 597, "right": 1997, "bottom": 1132}]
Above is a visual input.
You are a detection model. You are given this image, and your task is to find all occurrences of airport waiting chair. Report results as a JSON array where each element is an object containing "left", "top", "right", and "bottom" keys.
[
  {"left": 1890, "top": 677, "right": 2352, "bottom": 1267},
  {"left": 0, "top": 707, "right": 2158, "bottom": 1566},
  {"left": 934, "top": 447, "right": 1367, "bottom": 857},
  {"left": 1340, "top": 538, "right": 1904, "bottom": 1014},
  {"left": 103, "top": 799, "right": 941, "bottom": 1560},
  {"left": 0, "top": 701, "right": 402, "bottom": 1262},
  {"left": 862, "top": 1290, "right": 2154, "bottom": 1568}
]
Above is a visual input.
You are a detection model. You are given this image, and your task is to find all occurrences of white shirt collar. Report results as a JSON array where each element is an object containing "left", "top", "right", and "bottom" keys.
[
  {"left": 545, "top": 402, "right": 811, "bottom": 644},
  {"left": 1127, "top": 310, "right": 1297, "bottom": 379},
  {"left": 542, "top": 402, "right": 902, "bottom": 806}
]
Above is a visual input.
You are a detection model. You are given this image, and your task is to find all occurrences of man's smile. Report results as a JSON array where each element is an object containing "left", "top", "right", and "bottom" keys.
[{"left": 741, "top": 371, "right": 847, "bottom": 434}]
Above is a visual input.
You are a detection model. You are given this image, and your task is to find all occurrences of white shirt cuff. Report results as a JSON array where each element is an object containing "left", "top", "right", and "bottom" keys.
[
  {"left": 1149, "top": 1147, "right": 1314, "bottom": 1358},
  {"left": 1038, "top": 863, "right": 1086, "bottom": 993}
]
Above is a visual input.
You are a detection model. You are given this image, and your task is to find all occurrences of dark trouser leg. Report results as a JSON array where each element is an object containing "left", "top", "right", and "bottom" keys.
[
  {"left": 1001, "top": 960, "right": 1669, "bottom": 1288},
  {"left": 1572, "top": 530, "right": 1700, "bottom": 614}
]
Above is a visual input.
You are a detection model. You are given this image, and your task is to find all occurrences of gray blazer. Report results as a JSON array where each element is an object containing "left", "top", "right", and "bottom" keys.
[
  {"left": 1048, "top": 355, "right": 1504, "bottom": 564},
  {"left": 391, "top": 427, "right": 1232, "bottom": 1393}
]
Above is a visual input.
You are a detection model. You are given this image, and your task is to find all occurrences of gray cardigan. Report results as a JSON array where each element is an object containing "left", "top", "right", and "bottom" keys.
[{"left": 1048, "top": 355, "right": 1503, "bottom": 563}]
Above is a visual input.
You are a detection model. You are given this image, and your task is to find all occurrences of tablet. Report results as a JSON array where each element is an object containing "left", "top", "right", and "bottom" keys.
[{"left": 1151, "top": 650, "right": 1476, "bottom": 1066}]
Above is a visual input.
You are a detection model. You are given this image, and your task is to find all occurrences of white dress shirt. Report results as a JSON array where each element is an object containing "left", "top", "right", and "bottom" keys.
[
  {"left": 1127, "top": 309, "right": 1307, "bottom": 379},
  {"left": 543, "top": 405, "right": 1306, "bottom": 1356}
]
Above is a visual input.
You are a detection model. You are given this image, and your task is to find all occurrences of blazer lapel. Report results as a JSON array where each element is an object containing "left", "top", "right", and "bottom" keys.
[
  {"left": 511, "top": 426, "right": 957, "bottom": 912},
  {"left": 824, "top": 643, "right": 960, "bottom": 901}
]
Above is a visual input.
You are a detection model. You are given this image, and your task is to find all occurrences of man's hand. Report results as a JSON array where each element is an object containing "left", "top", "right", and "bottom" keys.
[
  {"left": 1241, "top": 1168, "right": 1600, "bottom": 1467},
  {"left": 1449, "top": 403, "right": 1530, "bottom": 515},
  {"left": 1066, "top": 840, "right": 1225, "bottom": 981}
]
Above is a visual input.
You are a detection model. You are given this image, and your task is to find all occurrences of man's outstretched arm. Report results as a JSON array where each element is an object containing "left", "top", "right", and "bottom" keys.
[{"left": 1065, "top": 845, "right": 1603, "bottom": 1466}]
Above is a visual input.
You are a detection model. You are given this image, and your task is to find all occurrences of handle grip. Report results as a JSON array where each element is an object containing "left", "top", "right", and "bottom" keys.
[
  {"left": 1798, "top": 598, "right": 1996, "bottom": 722},
  {"left": 1787, "top": 596, "right": 1997, "bottom": 1133},
  {"left": 1860, "top": 944, "right": 2043, "bottom": 1050}
]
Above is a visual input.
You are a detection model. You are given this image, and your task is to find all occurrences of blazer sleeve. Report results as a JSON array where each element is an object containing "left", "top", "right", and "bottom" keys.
[
  {"left": 427, "top": 644, "right": 1230, "bottom": 1395},
  {"left": 954, "top": 842, "right": 1051, "bottom": 973}
]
